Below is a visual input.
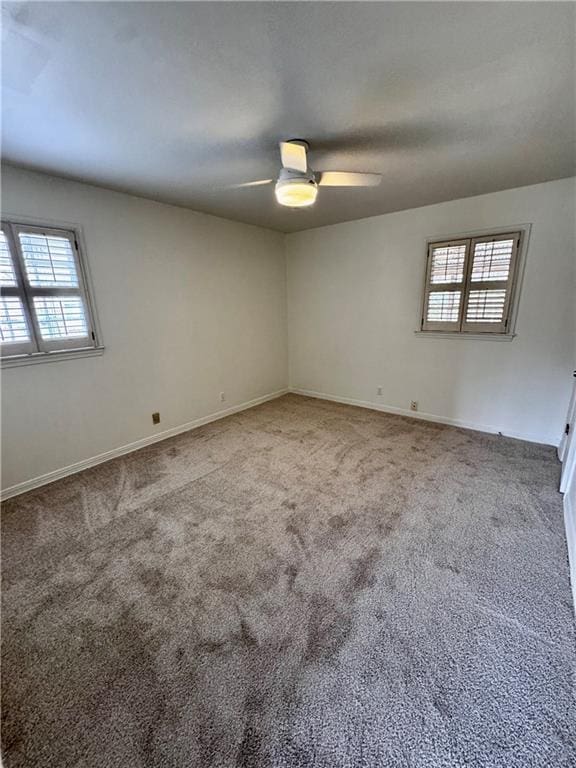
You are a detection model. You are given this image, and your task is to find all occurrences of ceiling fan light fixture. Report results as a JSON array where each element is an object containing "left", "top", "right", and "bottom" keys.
[{"left": 275, "top": 177, "right": 318, "bottom": 208}]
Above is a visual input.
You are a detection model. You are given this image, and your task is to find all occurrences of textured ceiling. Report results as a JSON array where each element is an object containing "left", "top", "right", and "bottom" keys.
[{"left": 2, "top": 2, "right": 575, "bottom": 232}]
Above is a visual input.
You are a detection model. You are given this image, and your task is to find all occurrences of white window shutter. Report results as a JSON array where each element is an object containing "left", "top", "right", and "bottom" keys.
[
  {"left": 421, "top": 240, "right": 469, "bottom": 331},
  {"left": 461, "top": 234, "right": 520, "bottom": 334},
  {"left": 0, "top": 229, "right": 37, "bottom": 356},
  {"left": 13, "top": 225, "right": 94, "bottom": 352}
]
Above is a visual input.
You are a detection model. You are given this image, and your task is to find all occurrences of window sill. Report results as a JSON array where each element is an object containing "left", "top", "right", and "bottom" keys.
[
  {"left": 1, "top": 346, "right": 105, "bottom": 368},
  {"left": 414, "top": 331, "right": 515, "bottom": 342}
]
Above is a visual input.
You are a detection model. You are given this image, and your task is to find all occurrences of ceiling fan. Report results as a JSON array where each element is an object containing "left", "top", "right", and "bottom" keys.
[{"left": 234, "top": 140, "right": 382, "bottom": 208}]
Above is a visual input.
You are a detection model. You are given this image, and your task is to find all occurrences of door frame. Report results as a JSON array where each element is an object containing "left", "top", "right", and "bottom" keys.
[
  {"left": 560, "top": 370, "right": 576, "bottom": 616},
  {"left": 560, "top": 371, "right": 576, "bottom": 493}
]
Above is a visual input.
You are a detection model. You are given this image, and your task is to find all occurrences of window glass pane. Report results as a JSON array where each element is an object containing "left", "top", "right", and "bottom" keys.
[
  {"left": 466, "top": 289, "right": 507, "bottom": 323},
  {"left": 430, "top": 244, "right": 466, "bottom": 284},
  {"left": 0, "top": 297, "right": 30, "bottom": 343},
  {"left": 426, "top": 291, "right": 461, "bottom": 323},
  {"left": 471, "top": 239, "right": 514, "bottom": 282},
  {"left": 33, "top": 297, "right": 88, "bottom": 340},
  {"left": 19, "top": 232, "right": 79, "bottom": 287},
  {"left": 0, "top": 231, "right": 17, "bottom": 287}
]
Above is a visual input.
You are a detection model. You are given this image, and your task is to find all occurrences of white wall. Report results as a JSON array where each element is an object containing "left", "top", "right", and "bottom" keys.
[
  {"left": 286, "top": 178, "right": 576, "bottom": 445},
  {"left": 1, "top": 165, "right": 288, "bottom": 491}
]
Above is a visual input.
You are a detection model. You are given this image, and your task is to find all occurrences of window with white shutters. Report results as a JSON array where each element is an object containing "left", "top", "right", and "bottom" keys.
[
  {"left": 421, "top": 231, "right": 522, "bottom": 336},
  {"left": 0, "top": 221, "right": 102, "bottom": 365}
]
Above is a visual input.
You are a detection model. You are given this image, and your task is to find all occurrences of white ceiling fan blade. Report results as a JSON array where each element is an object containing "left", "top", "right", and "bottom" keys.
[
  {"left": 280, "top": 141, "right": 307, "bottom": 173},
  {"left": 228, "top": 179, "right": 273, "bottom": 189},
  {"left": 318, "top": 172, "right": 382, "bottom": 187}
]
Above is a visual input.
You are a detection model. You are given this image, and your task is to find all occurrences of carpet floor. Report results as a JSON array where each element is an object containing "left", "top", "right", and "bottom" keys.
[{"left": 1, "top": 394, "right": 575, "bottom": 767}]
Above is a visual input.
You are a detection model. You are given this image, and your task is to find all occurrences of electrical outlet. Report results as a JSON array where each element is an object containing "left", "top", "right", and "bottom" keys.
[
  {"left": 152, "top": 412, "right": 160, "bottom": 425},
  {"left": 219, "top": 392, "right": 226, "bottom": 403},
  {"left": 377, "top": 386, "right": 383, "bottom": 396},
  {"left": 410, "top": 401, "right": 418, "bottom": 412}
]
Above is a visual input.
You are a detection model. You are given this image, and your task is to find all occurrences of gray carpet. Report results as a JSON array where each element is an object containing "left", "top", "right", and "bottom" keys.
[{"left": 2, "top": 394, "right": 575, "bottom": 767}]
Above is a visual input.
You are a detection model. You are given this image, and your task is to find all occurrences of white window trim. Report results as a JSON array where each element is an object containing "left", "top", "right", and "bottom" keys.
[
  {"left": 415, "top": 223, "right": 531, "bottom": 340},
  {"left": 1, "top": 217, "right": 104, "bottom": 367}
]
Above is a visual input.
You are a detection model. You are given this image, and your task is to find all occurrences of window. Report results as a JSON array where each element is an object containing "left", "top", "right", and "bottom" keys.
[
  {"left": 420, "top": 231, "right": 523, "bottom": 336},
  {"left": 0, "top": 221, "right": 102, "bottom": 365}
]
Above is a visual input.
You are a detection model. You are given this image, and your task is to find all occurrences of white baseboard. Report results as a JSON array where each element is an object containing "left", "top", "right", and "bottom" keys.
[
  {"left": 289, "top": 387, "right": 556, "bottom": 446},
  {"left": 564, "top": 485, "right": 576, "bottom": 617},
  {"left": 0, "top": 389, "right": 288, "bottom": 501}
]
